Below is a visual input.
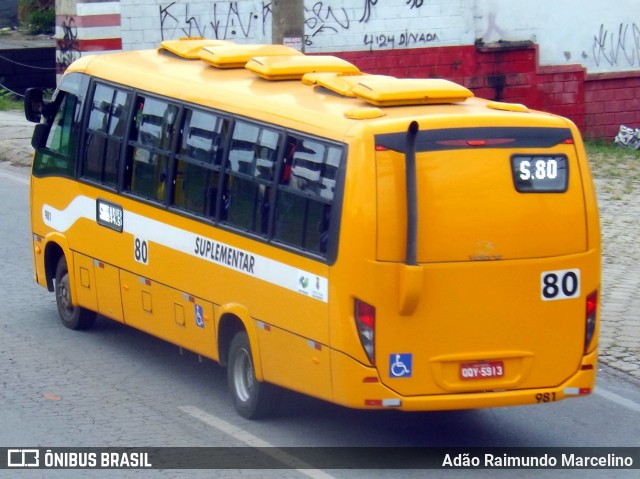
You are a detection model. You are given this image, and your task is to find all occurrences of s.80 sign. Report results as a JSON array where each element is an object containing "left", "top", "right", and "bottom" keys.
[{"left": 511, "top": 155, "right": 568, "bottom": 192}]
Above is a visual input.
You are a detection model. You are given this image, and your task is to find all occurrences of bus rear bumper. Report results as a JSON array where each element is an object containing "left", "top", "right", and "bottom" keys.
[{"left": 330, "top": 349, "right": 597, "bottom": 412}]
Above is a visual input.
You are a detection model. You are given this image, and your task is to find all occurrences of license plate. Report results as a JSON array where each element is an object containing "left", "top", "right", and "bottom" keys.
[{"left": 460, "top": 361, "right": 504, "bottom": 380}]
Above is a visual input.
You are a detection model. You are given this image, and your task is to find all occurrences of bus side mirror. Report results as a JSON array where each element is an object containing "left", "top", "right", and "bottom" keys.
[
  {"left": 24, "top": 88, "right": 46, "bottom": 123},
  {"left": 32, "top": 123, "right": 49, "bottom": 150}
]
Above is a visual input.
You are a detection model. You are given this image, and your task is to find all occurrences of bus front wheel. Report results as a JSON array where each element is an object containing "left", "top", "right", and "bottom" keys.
[
  {"left": 54, "top": 256, "right": 97, "bottom": 330},
  {"left": 227, "top": 331, "right": 281, "bottom": 419}
]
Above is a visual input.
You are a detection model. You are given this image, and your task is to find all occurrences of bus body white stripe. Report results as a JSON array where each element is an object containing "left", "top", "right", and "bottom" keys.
[
  {"left": 43, "top": 196, "right": 95, "bottom": 232},
  {"left": 43, "top": 196, "right": 328, "bottom": 302}
]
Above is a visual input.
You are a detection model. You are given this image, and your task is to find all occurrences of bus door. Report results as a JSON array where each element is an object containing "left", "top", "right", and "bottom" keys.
[{"left": 372, "top": 124, "right": 597, "bottom": 397}]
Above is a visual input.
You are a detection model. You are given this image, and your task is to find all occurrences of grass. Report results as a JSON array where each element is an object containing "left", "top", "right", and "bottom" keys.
[
  {"left": 585, "top": 139, "right": 640, "bottom": 181},
  {"left": 585, "top": 139, "right": 640, "bottom": 199},
  {"left": 0, "top": 88, "right": 23, "bottom": 111}
]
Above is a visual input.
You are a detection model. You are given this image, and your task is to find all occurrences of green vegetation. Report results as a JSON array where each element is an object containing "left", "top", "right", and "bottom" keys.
[
  {"left": 18, "top": 0, "right": 54, "bottom": 35},
  {"left": 0, "top": 88, "right": 22, "bottom": 111},
  {"left": 585, "top": 139, "right": 640, "bottom": 199},
  {"left": 585, "top": 139, "right": 640, "bottom": 182}
]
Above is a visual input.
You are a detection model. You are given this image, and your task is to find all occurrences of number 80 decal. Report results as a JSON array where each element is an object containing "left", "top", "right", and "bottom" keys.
[
  {"left": 134, "top": 236, "right": 149, "bottom": 265},
  {"left": 541, "top": 269, "right": 580, "bottom": 301}
]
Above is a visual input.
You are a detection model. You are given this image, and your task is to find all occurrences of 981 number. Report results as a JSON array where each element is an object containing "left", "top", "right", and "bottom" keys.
[
  {"left": 541, "top": 269, "right": 580, "bottom": 301},
  {"left": 535, "top": 392, "right": 557, "bottom": 403}
]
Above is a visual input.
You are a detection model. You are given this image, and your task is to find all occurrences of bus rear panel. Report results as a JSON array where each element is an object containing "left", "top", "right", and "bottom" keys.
[{"left": 328, "top": 114, "right": 599, "bottom": 411}]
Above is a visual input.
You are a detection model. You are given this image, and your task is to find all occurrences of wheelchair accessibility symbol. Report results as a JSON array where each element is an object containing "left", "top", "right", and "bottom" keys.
[
  {"left": 389, "top": 353, "right": 412, "bottom": 378},
  {"left": 195, "top": 304, "right": 204, "bottom": 328}
]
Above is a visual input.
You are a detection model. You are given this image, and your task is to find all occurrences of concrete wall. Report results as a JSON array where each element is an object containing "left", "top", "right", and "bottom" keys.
[
  {"left": 475, "top": 0, "right": 640, "bottom": 74},
  {"left": 55, "top": 0, "right": 121, "bottom": 72}
]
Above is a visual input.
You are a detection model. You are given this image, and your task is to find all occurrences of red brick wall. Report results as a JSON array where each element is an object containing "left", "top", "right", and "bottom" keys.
[
  {"left": 333, "top": 43, "right": 640, "bottom": 140},
  {"left": 585, "top": 72, "right": 640, "bottom": 139}
]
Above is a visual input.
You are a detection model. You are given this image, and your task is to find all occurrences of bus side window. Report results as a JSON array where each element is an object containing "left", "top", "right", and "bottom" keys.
[
  {"left": 223, "top": 121, "right": 281, "bottom": 235},
  {"left": 173, "top": 109, "right": 228, "bottom": 217},
  {"left": 82, "top": 84, "right": 131, "bottom": 187},
  {"left": 274, "top": 137, "right": 342, "bottom": 256},
  {"left": 32, "top": 92, "right": 83, "bottom": 178},
  {"left": 127, "top": 95, "right": 178, "bottom": 202}
]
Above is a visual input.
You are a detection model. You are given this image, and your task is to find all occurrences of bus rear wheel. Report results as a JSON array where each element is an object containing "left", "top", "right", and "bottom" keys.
[
  {"left": 54, "top": 256, "right": 97, "bottom": 330},
  {"left": 227, "top": 331, "right": 281, "bottom": 419}
]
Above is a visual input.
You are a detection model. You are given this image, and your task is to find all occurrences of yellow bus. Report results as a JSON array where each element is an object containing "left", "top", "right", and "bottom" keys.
[{"left": 25, "top": 39, "right": 600, "bottom": 419}]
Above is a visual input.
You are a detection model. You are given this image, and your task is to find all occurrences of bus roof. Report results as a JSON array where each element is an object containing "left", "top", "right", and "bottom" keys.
[{"left": 65, "top": 42, "right": 571, "bottom": 141}]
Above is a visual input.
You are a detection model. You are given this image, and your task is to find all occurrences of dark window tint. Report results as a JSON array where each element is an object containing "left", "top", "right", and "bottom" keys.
[
  {"left": 173, "top": 109, "right": 229, "bottom": 216},
  {"left": 83, "top": 84, "right": 131, "bottom": 187},
  {"left": 223, "top": 121, "right": 281, "bottom": 234},
  {"left": 274, "top": 137, "right": 343, "bottom": 254},
  {"left": 127, "top": 96, "right": 179, "bottom": 202}
]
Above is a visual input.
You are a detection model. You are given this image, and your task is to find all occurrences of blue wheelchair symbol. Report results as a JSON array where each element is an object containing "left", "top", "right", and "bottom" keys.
[
  {"left": 389, "top": 353, "right": 412, "bottom": 378},
  {"left": 195, "top": 304, "right": 204, "bottom": 328}
]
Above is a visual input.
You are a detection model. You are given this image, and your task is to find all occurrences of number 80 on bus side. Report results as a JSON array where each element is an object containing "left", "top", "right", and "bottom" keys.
[{"left": 134, "top": 237, "right": 149, "bottom": 265}]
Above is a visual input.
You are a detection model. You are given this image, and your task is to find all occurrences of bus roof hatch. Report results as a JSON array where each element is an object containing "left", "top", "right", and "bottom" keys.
[
  {"left": 159, "top": 38, "right": 234, "bottom": 59},
  {"left": 199, "top": 44, "right": 303, "bottom": 69},
  {"left": 245, "top": 55, "right": 361, "bottom": 80},
  {"left": 351, "top": 78, "right": 473, "bottom": 106},
  {"left": 302, "top": 72, "right": 393, "bottom": 97}
]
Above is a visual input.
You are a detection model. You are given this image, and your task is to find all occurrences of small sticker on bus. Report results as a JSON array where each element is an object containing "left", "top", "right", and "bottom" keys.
[
  {"left": 195, "top": 304, "right": 204, "bottom": 328},
  {"left": 541, "top": 269, "right": 580, "bottom": 301},
  {"left": 96, "top": 199, "right": 123, "bottom": 232},
  {"left": 389, "top": 353, "right": 413, "bottom": 378},
  {"left": 297, "top": 271, "right": 328, "bottom": 302}
]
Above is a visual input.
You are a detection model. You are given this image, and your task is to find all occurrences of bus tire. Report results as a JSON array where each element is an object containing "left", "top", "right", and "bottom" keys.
[
  {"left": 54, "top": 256, "right": 97, "bottom": 330},
  {"left": 227, "top": 331, "right": 281, "bottom": 419}
]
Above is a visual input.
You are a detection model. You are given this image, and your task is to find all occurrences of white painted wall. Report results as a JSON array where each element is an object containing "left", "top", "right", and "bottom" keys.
[
  {"left": 117, "top": 0, "right": 639, "bottom": 73},
  {"left": 474, "top": 0, "right": 640, "bottom": 73},
  {"left": 120, "top": 0, "right": 472, "bottom": 54},
  {"left": 120, "top": 0, "right": 272, "bottom": 50}
]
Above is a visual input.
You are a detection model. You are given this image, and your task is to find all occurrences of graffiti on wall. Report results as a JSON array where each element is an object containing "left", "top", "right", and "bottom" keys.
[
  {"left": 304, "top": 2, "right": 350, "bottom": 46},
  {"left": 159, "top": 1, "right": 270, "bottom": 41},
  {"left": 363, "top": 31, "right": 438, "bottom": 51},
  {"left": 157, "top": 0, "right": 441, "bottom": 51},
  {"left": 592, "top": 23, "right": 640, "bottom": 68},
  {"left": 57, "top": 17, "right": 80, "bottom": 70}
]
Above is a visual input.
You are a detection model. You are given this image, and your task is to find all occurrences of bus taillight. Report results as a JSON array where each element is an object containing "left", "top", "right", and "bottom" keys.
[
  {"left": 355, "top": 299, "right": 376, "bottom": 365},
  {"left": 585, "top": 290, "right": 598, "bottom": 353}
]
